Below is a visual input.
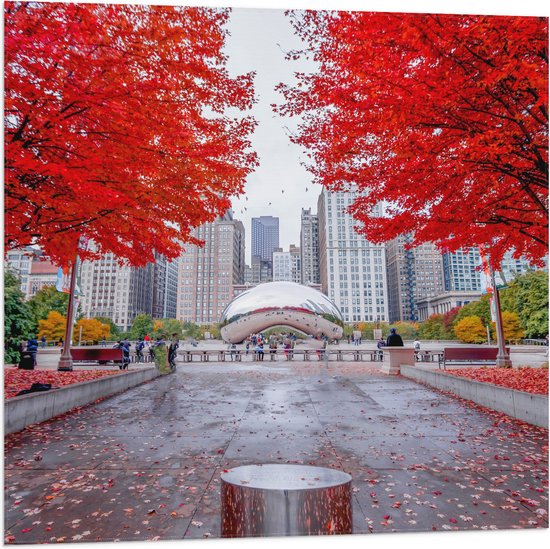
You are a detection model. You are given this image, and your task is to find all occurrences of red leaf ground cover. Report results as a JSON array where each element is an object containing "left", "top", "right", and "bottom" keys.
[
  {"left": 4, "top": 370, "right": 121, "bottom": 400},
  {"left": 446, "top": 367, "right": 549, "bottom": 395}
]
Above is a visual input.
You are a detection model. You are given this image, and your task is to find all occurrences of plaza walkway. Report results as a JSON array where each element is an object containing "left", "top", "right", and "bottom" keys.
[{"left": 4, "top": 361, "right": 548, "bottom": 543}]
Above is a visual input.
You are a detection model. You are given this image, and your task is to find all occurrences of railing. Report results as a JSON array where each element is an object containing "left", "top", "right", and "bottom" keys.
[{"left": 180, "top": 349, "right": 443, "bottom": 363}]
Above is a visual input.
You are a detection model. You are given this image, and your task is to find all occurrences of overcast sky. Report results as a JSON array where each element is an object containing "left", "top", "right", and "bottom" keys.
[{"left": 223, "top": 7, "right": 321, "bottom": 264}]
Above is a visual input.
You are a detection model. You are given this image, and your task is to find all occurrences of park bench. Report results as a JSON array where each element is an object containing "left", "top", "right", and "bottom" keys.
[
  {"left": 71, "top": 348, "right": 124, "bottom": 366},
  {"left": 439, "top": 347, "right": 510, "bottom": 370}
]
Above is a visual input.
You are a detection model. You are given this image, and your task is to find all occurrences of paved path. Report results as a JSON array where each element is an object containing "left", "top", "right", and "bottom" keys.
[{"left": 4, "top": 361, "right": 548, "bottom": 543}]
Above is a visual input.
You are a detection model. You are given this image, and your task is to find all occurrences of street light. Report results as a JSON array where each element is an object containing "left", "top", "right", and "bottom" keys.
[
  {"left": 490, "top": 268, "right": 512, "bottom": 367},
  {"left": 57, "top": 255, "right": 80, "bottom": 371}
]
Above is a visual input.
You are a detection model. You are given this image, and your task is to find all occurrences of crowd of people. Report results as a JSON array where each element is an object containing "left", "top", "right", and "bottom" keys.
[{"left": 17, "top": 326, "right": 426, "bottom": 369}]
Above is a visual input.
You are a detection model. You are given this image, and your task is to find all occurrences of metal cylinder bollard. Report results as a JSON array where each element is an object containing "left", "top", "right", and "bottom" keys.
[{"left": 221, "top": 464, "right": 352, "bottom": 537}]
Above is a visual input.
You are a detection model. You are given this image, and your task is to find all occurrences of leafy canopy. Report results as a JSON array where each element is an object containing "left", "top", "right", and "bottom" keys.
[
  {"left": 4, "top": 269, "right": 34, "bottom": 363},
  {"left": 38, "top": 311, "right": 67, "bottom": 341},
  {"left": 5, "top": 2, "right": 257, "bottom": 267},
  {"left": 276, "top": 12, "right": 548, "bottom": 269},
  {"left": 454, "top": 316, "right": 487, "bottom": 344}
]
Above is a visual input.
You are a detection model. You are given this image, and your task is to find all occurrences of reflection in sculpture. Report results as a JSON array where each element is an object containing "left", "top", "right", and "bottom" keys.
[{"left": 219, "top": 281, "right": 344, "bottom": 343}]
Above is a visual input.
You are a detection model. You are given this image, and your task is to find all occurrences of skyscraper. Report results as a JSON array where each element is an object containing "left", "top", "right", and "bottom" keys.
[
  {"left": 176, "top": 211, "right": 245, "bottom": 325},
  {"left": 79, "top": 242, "right": 179, "bottom": 331},
  {"left": 300, "top": 208, "right": 320, "bottom": 284},
  {"left": 251, "top": 216, "right": 279, "bottom": 264},
  {"left": 443, "top": 248, "right": 482, "bottom": 292},
  {"left": 318, "top": 188, "right": 389, "bottom": 323},
  {"left": 385, "top": 235, "right": 445, "bottom": 322},
  {"left": 289, "top": 244, "right": 301, "bottom": 285}
]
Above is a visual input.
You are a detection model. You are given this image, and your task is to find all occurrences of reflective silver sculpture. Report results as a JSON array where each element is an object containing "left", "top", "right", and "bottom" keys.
[{"left": 219, "top": 281, "right": 344, "bottom": 343}]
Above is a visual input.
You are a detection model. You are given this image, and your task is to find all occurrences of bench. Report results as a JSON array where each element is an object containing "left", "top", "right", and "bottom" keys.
[
  {"left": 439, "top": 347, "right": 510, "bottom": 370},
  {"left": 71, "top": 348, "right": 124, "bottom": 366}
]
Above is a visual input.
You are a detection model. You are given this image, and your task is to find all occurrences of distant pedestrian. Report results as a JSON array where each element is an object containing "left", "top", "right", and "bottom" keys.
[
  {"left": 144, "top": 334, "right": 150, "bottom": 345},
  {"left": 58, "top": 337, "right": 63, "bottom": 347},
  {"left": 136, "top": 338, "right": 145, "bottom": 362},
  {"left": 101, "top": 336, "right": 107, "bottom": 347},
  {"left": 245, "top": 342, "right": 250, "bottom": 355},
  {"left": 376, "top": 337, "right": 385, "bottom": 360},
  {"left": 116, "top": 339, "right": 131, "bottom": 370},
  {"left": 40, "top": 335, "right": 46, "bottom": 348},
  {"left": 386, "top": 328, "right": 404, "bottom": 347},
  {"left": 168, "top": 334, "right": 179, "bottom": 370},
  {"left": 414, "top": 338, "right": 421, "bottom": 351},
  {"left": 26, "top": 337, "right": 38, "bottom": 368},
  {"left": 229, "top": 343, "right": 237, "bottom": 361}
]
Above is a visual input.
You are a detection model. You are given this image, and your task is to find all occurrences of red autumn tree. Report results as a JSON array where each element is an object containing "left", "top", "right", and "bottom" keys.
[
  {"left": 5, "top": 2, "right": 257, "bottom": 267},
  {"left": 276, "top": 11, "right": 548, "bottom": 269}
]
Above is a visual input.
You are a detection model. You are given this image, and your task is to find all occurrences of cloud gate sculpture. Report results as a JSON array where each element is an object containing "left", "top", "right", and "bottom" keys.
[{"left": 219, "top": 281, "right": 344, "bottom": 343}]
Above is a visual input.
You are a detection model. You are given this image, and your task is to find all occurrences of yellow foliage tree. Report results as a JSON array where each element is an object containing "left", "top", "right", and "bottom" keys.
[
  {"left": 73, "top": 318, "right": 110, "bottom": 343},
  {"left": 494, "top": 311, "right": 525, "bottom": 342},
  {"left": 152, "top": 319, "right": 165, "bottom": 337},
  {"left": 454, "top": 315, "right": 487, "bottom": 344},
  {"left": 38, "top": 311, "right": 66, "bottom": 341}
]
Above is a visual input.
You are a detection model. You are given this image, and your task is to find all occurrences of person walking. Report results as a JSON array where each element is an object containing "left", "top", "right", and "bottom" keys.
[
  {"left": 40, "top": 335, "right": 46, "bottom": 348},
  {"left": 386, "top": 328, "right": 404, "bottom": 347},
  {"left": 136, "top": 338, "right": 145, "bottom": 362},
  {"left": 168, "top": 334, "right": 179, "bottom": 371}
]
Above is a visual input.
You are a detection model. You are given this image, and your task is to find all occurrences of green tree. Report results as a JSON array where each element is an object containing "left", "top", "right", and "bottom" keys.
[
  {"left": 152, "top": 318, "right": 183, "bottom": 339},
  {"left": 95, "top": 317, "right": 121, "bottom": 340},
  {"left": 500, "top": 271, "right": 548, "bottom": 338},
  {"left": 182, "top": 321, "right": 201, "bottom": 340},
  {"left": 359, "top": 322, "right": 391, "bottom": 339},
  {"left": 454, "top": 316, "right": 487, "bottom": 344},
  {"left": 391, "top": 321, "right": 419, "bottom": 340},
  {"left": 495, "top": 311, "right": 525, "bottom": 342},
  {"left": 454, "top": 295, "right": 492, "bottom": 327},
  {"left": 129, "top": 314, "right": 154, "bottom": 340},
  {"left": 162, "top": 319, "right": 184, "bottom": 338},
  {"left": 27, "top": 285, "right": 69, "bottom": 329},
  {"left": 4, "top": 270, "right": 33, "bottom": 363},
  {"left": 418, "top": 314, "right": 447, "bottom": 340}
]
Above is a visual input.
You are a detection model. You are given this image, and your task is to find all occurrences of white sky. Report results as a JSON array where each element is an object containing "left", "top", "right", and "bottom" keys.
[{"left": 224, "top": 8, "right": 321, "bottom": 264}]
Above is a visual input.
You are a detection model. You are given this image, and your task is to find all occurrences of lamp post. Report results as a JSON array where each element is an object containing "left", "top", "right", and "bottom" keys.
[
  {"left": 58, "top": 255, "right": 80, "bottom": 371},
  {"left": 491, "top": 269, "right": 512, "bottom": 368}
]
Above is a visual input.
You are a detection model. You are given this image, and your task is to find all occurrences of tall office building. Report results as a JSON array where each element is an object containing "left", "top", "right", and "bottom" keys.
[
  {"left": 272, "top": 248, "right": 291, "bottom": 281},
  {"left": 318, "top": 188, "right": 389, "bottom": 323},
  {"left": 385, "top": 235, "right": 445, "bottom": 322},
  {"left": 177, "top": 211, "right": 245, "bottom": 324},
  {"left": 251, "top": 255, "right": 272, "bottom": 284},
  {"left": 271, "top": 245, "right": 301, "bottom": 283},
  {"left": 300, "top": 208, "right": 320, "bottom": 285},
  {"left": 80, "top": 253, "right": 153, "bottom": 331},
  {"left": 79, "top": 242, "right": 178, "bottom": 331},
  {"left": 251, "top": 216, "right": 279, "bottom": 264},
  {"left": 496, "top": 250, "right": 547, "bottom": 285},
  {"left": 289, "top": 244, "right": 301, "bottom": 285},
  {"left": 443, "top": 248, "right": 482, "bottom": 292},
  {"left": 152, "top": 253, "right": 179, "bottom": 319}
]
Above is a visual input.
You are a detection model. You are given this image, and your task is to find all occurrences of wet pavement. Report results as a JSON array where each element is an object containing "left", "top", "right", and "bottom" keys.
[{"left": 4, "top": 361, "right": 548, "bottom": 543}]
